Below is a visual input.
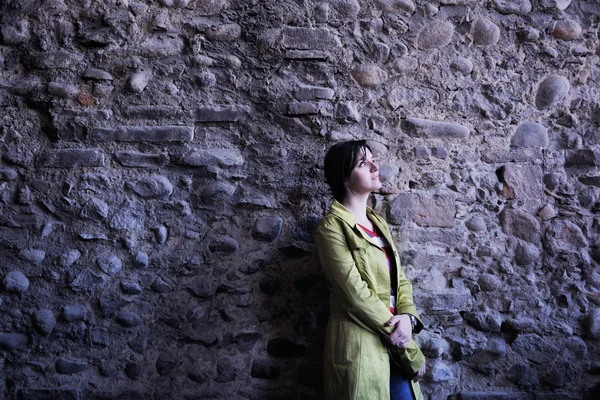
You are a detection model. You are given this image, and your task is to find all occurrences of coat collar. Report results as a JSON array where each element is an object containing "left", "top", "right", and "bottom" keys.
[{"left": 328, "top": 200, "right": 394, "bottom": 249}]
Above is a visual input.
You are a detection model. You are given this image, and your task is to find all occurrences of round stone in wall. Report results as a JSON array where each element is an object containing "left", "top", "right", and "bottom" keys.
[
  {"left": 2, "top": 271, "right": 29, "bottom": 293},
  {"left": 450, "top": 58, "right": 473, "bottom": 75},
  {"left": 478, "top": 273, "right": 502, "bottom": 291},
  {"left": 465, "top": 215, "right": 486, "bottom": 232},
  {"left": 541, "top": 0, "right": 571, "bottom": 10},
  {"left": 128, "top": 71, "right": 150, "bottom": 93},
  {"left": 196, "top": 0, "right": 229, "bottom": 16},
  {"left": 350, "top": 65, "right": 388, "bottom": 87},
  {"left": 97, "top": 253, "right": 122, "bottom": 277},
  {"left": 416, "top": 20, "right": 454, "bottom": 49},
  {"left": 201, "top": 181, "right": 236, "bottom": 203},
  {"left": 252, "top": 216, "right": 283, "bottom": 242},
  {"left": 19, "top": 249, "right": 45, "bottom": 264},
  {"left": 510, "top": 122, "right": 549, "bottom": 148},
  {"left": 209, "top": 236, "right": 239, "bottom": 254},
  {"left": 115, "top": 310, "right": 143, "bottom": 327},
  {"left": 60, "top": 249, "right": 81, "bottom": 267},
  {"left": 472, "top": 18, "right": 500, "bottom": 46},
  {"left": 374, "top": 0, "right": 415, "bottom": 13},
  {"left": 62, "top": 305, "right": 88, "bottom": 322},
  {"left": 514, "top": 242, "right": 540, "bottom": 266},
  {"left": 134, "top": 251, "right": 149, "bottom": 268},
  {"left": 552, "top": 19, "right": 582, "bottom": 41},
  {"left": 160, "top": 0, "right": 191, "bottom": 8},
  {"left": 535, "top": 75, "right": 570, "bottom": 110},
  {"left": 131, "top": 175, "right": 173, "bottom": 200},
  {"left": 33, "top": 309, "right": 56, "bottom": 335},
  {"left": 493, "top": 0, "right": 532, "bottom": 15}
]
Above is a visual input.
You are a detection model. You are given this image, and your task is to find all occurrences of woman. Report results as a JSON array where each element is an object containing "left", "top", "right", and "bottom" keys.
[{"left": 314, "top": 140, "right": 426, "bottom": 400}]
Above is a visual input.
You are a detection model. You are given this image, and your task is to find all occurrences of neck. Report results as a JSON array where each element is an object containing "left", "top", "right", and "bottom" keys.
[{"left": 341, "top": 192, "right": 370, "bottom": 224}]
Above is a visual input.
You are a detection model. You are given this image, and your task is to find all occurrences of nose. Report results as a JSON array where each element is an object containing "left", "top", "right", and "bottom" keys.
[{"left": 370, "top": 160, "right": 378, "bottom": 171}]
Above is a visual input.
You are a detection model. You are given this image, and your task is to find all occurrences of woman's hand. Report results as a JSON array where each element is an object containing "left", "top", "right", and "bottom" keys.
[
  {"left": 413, "top": 359, "right": 426, "bottom": 381},
  {"left": 384, "top": 314, "right": 412, "bottom": 348}
]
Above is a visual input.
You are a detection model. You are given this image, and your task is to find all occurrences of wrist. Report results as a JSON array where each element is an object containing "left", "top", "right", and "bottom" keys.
[{"left": 407, "top": 314, "right": 417, "bottom": 331}]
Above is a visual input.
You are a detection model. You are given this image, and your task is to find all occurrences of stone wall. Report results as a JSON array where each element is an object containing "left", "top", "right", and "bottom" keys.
[{"left": 1, "top": 0, "right": 600, "bottom": 399}]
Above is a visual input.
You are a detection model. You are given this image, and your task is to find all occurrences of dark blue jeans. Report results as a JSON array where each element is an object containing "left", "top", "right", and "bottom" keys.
[{"left": 390, "top": 363, "right": 415, "bottom": 400}]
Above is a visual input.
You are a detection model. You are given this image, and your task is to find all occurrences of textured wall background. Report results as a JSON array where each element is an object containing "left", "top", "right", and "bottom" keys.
[{"left": 1, "top": 0, "right": 600, "bottom": 399}]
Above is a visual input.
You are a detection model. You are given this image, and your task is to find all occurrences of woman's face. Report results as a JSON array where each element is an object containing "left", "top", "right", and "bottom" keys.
[{"left": 346, "top": 147, "right": 381, "bottom": 198}]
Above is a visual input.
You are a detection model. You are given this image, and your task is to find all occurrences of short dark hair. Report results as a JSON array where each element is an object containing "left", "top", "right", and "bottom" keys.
[{"left": 323, "top": 140, "right": 371, "bottom": 202}]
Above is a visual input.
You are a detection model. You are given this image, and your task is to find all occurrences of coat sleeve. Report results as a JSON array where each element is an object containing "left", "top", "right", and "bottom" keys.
[
  {"left": 314, "top": 219, "right": 395, "bottom": 336},
  {"left": 389, "top": 339, "right": 425, "bottom": 376}
]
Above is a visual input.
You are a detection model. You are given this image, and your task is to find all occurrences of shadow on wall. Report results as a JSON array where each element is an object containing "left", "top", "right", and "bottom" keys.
[{"left": 585, "top": 383, "right": 600, "bottom": 400}]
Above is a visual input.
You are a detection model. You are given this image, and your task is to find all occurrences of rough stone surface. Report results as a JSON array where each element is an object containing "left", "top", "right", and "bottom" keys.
[
  {"left": 1, "top": 1, "right": 599, "bottom": 399},
  {"left": 535, "top": 75, "right": 570, "bottom": 110}
]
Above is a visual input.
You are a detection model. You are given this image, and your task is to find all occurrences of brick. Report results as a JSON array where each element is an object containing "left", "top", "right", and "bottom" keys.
[
  {"left": 564, "top": 149, "right": 600, "bottom": 168},
  {"left": 182, "top": 148, "right": 244, "bottom": 167},
  {"left": 93, "top": 126, "right": 193, "bottom": 142},
  {"left": 281, "top": 27, "right": 340, "bottom": 50},
  {"left": 293, "top": 86, "right": 335, "bottom": 101},
  {"left": 140, "top": 37, "right": 184, "bottom": 57},
  {"left": 114, "top": 151, "right": 169, "bottom": 167},
  {"left": 481, "top": 149, "right": 543, "bottom": 163},
  {"left": 512, "top": 334, "right": 559, "bottom": 364},
  {"left": 124, "top": 105, "right": 180, "bottom": 119},
  {"left": 458, "top": 392, "right": 529, "bottom": 400},
  {"left": 287, "top": 102, "right": 320, "bottom": 116},
  {"left": 16, "top": 390, "right": 79, "bottom": 400},
  {"left": 500, "top": 209, "right": 541, "bottom": 244},
  {"left": 389, "top": 193, "right": 455, "bottom": 227},
  {"left": 402, "top": 117, "right": 469, "bottom": 139},
  {"left": 501, "top": 165, "right": 544, "bottom": 200},
  {"left": 48, "top": 82, "right": 79, "bottom": 98},
  {"left": 285, "top": 50, "right": 329, "bottom": 60},
  {"left": 196, "top": 105, "right": 251, "bottom": 122},
  {"left": 28, "top": 51, "right": 84, "bottom": 69},
  {"left": 579, "top": 175, "right": 600, "bottom": 187},
  {"left": 419, "top": 289, "right": 473, "bottom": 311},
  {"left": 39, "top": 149, "right": 105, "bottom": 168},
  {"left": 60, "top": 108, "right": 113, "bottom": 119}
]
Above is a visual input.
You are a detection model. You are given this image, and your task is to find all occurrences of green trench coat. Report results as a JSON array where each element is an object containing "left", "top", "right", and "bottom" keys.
[{"left": 315, "top": 200, "right": 425, "bottom": 400}]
